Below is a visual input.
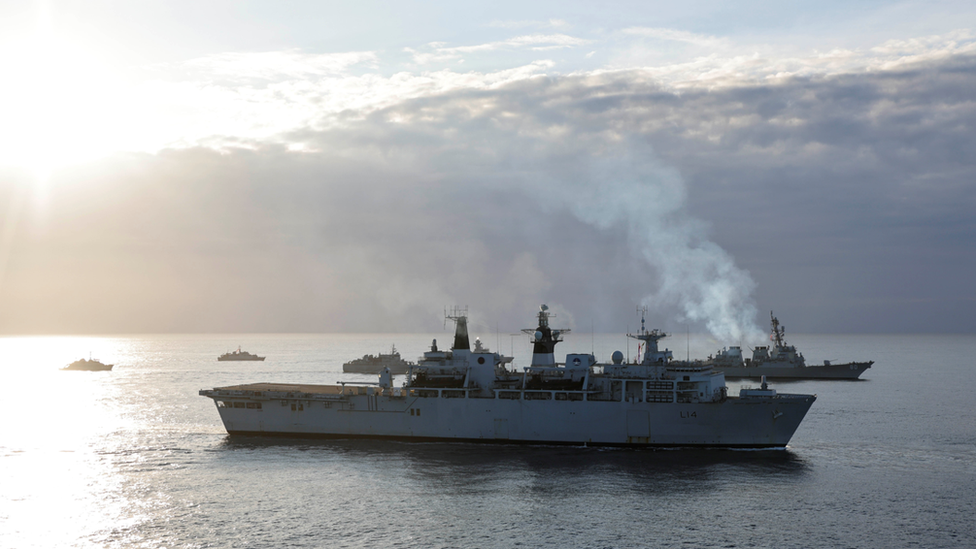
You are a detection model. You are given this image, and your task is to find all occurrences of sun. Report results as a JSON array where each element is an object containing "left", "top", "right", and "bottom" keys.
[{"left": 0, "top": 17, "right": 135, "bottom": 183}]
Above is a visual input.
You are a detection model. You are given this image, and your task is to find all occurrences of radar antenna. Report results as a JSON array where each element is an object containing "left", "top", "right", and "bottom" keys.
[
  {"left": 627, "top": 305, "right": 670, "bottom": 365},
  {"left": 445, "top": 306, "right": 470, "bottom": 351},
  {"left": 520, "top": 304, "right": 570, "bottom": 367},
  {"left": 770, "top": 311, "right": 787, "bottom": 347}
]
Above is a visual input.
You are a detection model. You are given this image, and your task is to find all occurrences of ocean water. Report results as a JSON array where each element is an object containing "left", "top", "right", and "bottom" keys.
[{"left": 1, "top": 332, "right": 974, "bottom": 548}]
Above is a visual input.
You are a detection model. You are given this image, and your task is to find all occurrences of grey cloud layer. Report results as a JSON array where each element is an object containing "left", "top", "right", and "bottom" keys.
[{"left": 2, "top": 54, "right": 974, "bottom": 335}]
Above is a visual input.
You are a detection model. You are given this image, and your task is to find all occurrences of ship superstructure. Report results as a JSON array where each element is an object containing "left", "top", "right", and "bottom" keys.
[{"left": 200, "top": 306, "right": 816, "bottom": 448}]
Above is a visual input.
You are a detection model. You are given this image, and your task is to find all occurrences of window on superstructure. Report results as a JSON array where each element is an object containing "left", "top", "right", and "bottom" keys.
[{"left": 234, "top": 402, "right": 245, "bottom": 408}]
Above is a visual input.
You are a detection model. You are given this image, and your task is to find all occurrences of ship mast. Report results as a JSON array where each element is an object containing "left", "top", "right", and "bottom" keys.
[
  {"left": 521, "top": 304, "right": 570, "bottom": 366},
  {"left": 770, "top": 311, "right": 786, "bottom": 348},
  {"left": 627, "top": 306, "right": 671, "bottom": 365}
]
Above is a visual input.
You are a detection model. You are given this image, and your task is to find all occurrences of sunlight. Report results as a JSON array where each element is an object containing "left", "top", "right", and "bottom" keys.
[
  {"left": 0, "top": 17, "right": 136, "bottom": 180},
  {"left": 0, "top": 335, "right": 138, "bottom": 549}
]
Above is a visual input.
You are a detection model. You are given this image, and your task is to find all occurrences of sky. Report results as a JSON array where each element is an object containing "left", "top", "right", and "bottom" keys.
[{"left": 1, "top": 1, "right": 975, "bottom": 339}]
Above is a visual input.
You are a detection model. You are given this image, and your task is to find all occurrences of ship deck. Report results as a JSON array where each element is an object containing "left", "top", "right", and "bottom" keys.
[{"left": 214, "top": 382, "right": 345, "bottom": 395}]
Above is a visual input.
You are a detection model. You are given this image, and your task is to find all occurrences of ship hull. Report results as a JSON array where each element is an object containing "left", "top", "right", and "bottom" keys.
[
  {"left": 201, "top": 384, "right": 815, "bottom": 448},
  {"left": 342, "top": 363, "right": 412, "bottom": 375},
  {"left": 61, "top": 363, "right": 113, "bottom": 371},
  {"left": 717, "top": 361, "right": 872, "bottom": 380},
  {"left": 217, "top": 357, "right": 265, "bottom": 361}
]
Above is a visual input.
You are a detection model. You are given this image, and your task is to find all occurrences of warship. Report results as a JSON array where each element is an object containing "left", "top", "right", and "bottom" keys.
[
  {"left": 342, "top": 345, "right": 416, "bottom": 375},
  {"left": 217, "top": 347, "right": 265, "bottom": 362},
  {"left": 707, "top": 312, "right": 873, "bottom": 380},
  {"left": 200, "top": 306, "right": 816, "bottom": 448},
  {"left": 61, "top": 357, "right": 113, "bottom": 371}
]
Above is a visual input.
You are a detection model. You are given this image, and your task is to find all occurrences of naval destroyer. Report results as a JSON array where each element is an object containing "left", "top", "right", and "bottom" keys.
[
  {"left": 217, "top": 347, "right": 265, "bottom": 362},
  {"left": 707, "top": 312, "right": 873, "bottom": 380},
  {"left": 200, "top": 306, "right": 816, "bottom": 448}
]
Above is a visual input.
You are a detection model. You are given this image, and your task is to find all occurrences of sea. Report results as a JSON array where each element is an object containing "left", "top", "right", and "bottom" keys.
[{"left": 1, "top": 332, "right": 974, "bottom": 549}]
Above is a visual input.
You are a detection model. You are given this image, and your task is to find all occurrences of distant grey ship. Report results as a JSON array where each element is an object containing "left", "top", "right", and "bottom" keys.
[
  {"left": 707, "top": 313, "right": 873, "bottom": 380},
  {"left": 218, "top": 347, "right": 265, "bottom": 362},
  {"left": 342, "top": 345, "right": 416, "bottom": 375},
  {"left": 62, "top": 357, "right": 113, "bottom": 371},
  {"left": 200, "top": 305, "right": 816, "bottom": 448}
]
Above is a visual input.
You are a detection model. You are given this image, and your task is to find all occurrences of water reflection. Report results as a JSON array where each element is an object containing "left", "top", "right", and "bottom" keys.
[
  {"left": 0, "top": 336, "right": 142, "bottom": 549},
  {"left": 213, "top": 436, "right": 811, "bottom": 492},
  {"left": 199, "top": 436, "right": 815, "bottom": 548}
]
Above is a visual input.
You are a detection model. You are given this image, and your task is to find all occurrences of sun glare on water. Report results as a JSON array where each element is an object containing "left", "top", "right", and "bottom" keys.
[{"left": 0, "top": 335, "right": 140, "bottom": 548}]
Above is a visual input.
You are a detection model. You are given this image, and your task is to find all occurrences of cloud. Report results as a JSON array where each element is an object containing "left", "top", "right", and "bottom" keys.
[
  {"left": 2, "top": 40, "right": 975, "bottom": 336},
  {"left": 106, "top": 31, "right": 976, "bottom": 160},
  {"left": 614, "top": 29, "right": 976, "bottom": 89},
  {"left": 620, "top": 27, "right": 730, "bottom": 48},
  {"left": 407, "top": 34, "right": 594, "bottom": 65},
  {"left": 175, "top": 49, "right": 380, "bottom": 80},
  {"left": 487, "top": 19, "right": 571, "bottom": 30}
]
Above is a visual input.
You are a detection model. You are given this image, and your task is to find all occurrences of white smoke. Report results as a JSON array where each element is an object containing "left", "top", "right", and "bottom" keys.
[{"left": 534, "top": 150, "right": 764, "bottom": 343}]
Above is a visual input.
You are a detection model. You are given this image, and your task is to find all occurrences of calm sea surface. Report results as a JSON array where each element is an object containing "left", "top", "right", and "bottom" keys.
[{"left": 1, "top": 333, "right": 974, "bottom": 548}]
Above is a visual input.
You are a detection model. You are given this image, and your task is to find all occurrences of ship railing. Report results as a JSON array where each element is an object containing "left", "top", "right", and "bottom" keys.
[
  {"left": 201, "top": 388, "right": 350, "bottom": 402},
  {"left": 493, "top": 388, "right": 598, "bottom": 401},
  {"left": 409, "top": 363, "right": 467, "bottom": 370},
  {"left": 337, "top": 380, "right": 380, "bottom": 387},
  {"left": 667, "top": 364, "right": 712, "bottom": 372},
  {"left": 406, "top": 386, "right": 480, "bottom": 399},
  {"left": 521, "top": 365, "right": 593, "bottom": 375},
  {"left": 406, "top": 364, "right": 470, "bottom": 379}
]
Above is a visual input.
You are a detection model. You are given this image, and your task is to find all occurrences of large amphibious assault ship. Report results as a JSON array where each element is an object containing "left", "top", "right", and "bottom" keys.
[
  {"left": 200, "top": 306, "right": 817, "bottom": 448},
  {"left": 707, "top": 313, "right": 873, "bottom": 380}
]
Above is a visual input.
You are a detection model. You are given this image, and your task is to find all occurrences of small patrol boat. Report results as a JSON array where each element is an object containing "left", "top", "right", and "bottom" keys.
[
  {"left": 707, "top": 312, "right": 873, "bottom": 380},
  {"left": 200, "top": 305, "right": 817, "bottom": 448},
  {"left": 217, "top": 347, "right": 265, "bottom": 362},
  {"left": 62, "top": 356, "right": 113, "bottom": 371}
]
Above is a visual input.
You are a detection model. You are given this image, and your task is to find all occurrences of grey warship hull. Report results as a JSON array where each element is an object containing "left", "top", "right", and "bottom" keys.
[
  {"left": 717, "top": 361, "right": 873, "bottom": 380},
  {"left": 201, "top": 305, "right": 818, "bottom": 449},
  {"left": 200, "top": 382, "right": 815, "bottom": 448}
]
